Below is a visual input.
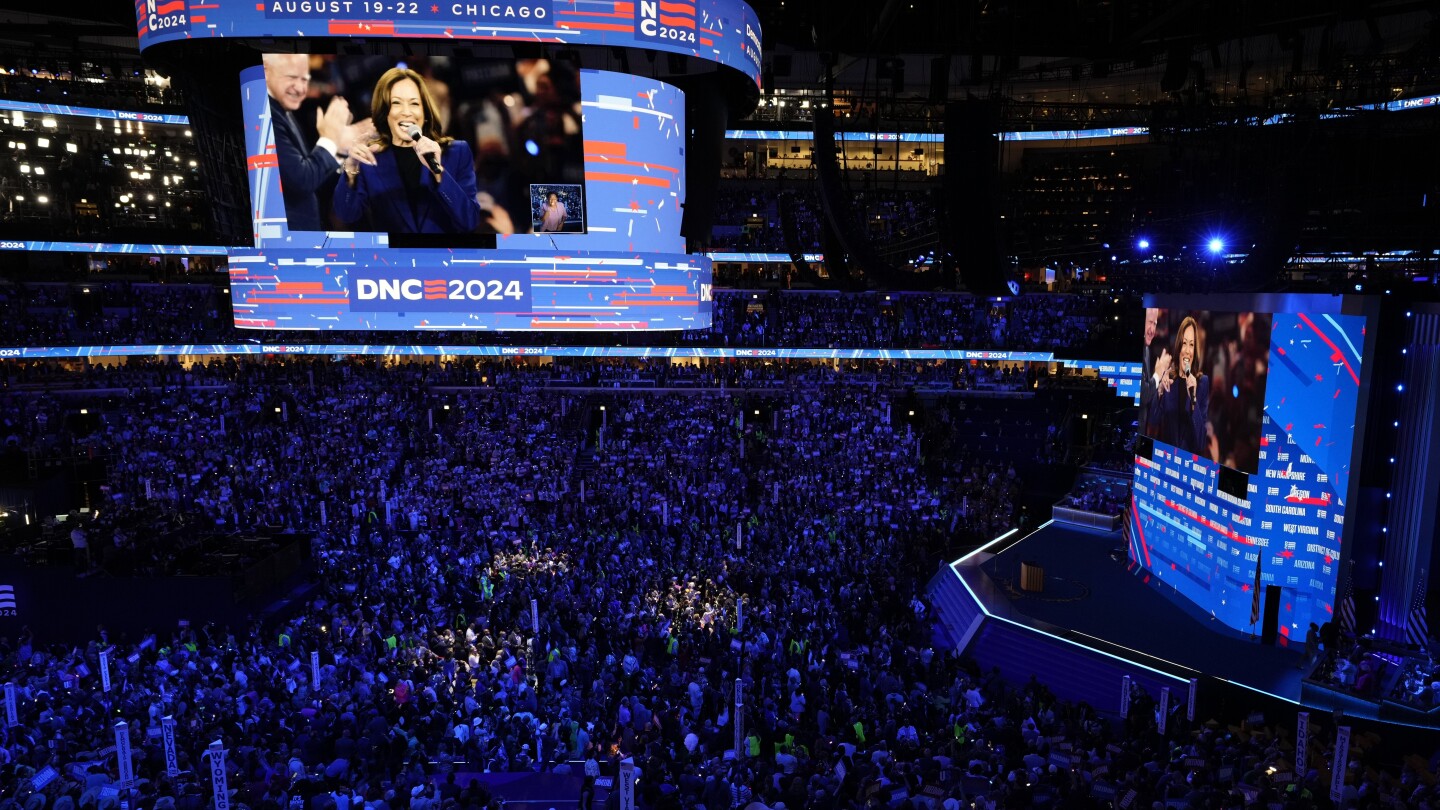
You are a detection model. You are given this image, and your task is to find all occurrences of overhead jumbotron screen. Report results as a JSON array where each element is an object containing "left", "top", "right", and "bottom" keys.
[
  {"left": 232, "top": 62, "right": 711, "bottom": 332},
  {"left": 136, "top": 0, "right": 764, "bottom": 89},
  {"left": 1128, "top": 296, "right": 1372, "bottom": 639},
  {"left": 260, "top": 53, "right": 588, "bottom": 242}
]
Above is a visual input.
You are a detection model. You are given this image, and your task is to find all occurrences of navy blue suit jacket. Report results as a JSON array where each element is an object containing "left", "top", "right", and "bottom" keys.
[
  {"left": 1147, "top": 372, "right": 1210, "bottom": 456},
  {"left": 270, "top": 96, "right": 339, "bottom": 232},
  {"left": 331, "top": 140, "right": 481, "bottom": 234}
]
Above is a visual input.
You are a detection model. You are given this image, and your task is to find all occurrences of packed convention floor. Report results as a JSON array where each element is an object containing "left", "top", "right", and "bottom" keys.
[
  {"left": 0, "top": 281, "right": 1136, "bottom": 357},
  {"left": 0, "top": 357, "right": 1433, "bottom": 810}
]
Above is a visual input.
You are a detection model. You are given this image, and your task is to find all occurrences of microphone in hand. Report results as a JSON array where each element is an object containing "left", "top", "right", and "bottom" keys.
[
  {"left": 402, "top": 123, "right": 443, "bottom": 178},
  {"left": 1182, "top": 359, "right": 1197, "bottom": 410}
]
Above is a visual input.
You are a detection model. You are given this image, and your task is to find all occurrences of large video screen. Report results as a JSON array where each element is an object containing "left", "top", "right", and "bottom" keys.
[
  {"left": 1129, "top": 298, "right": 1370, "bottom": 639},
  {"left": 261, "top": 52, "right": 585, "bottom": 242},
  {"left": 1140, "top": 309, "right": 1273, "bottom": 474},
  {"left": 234, "top": 64, "right": 710, "bottom": 331}
]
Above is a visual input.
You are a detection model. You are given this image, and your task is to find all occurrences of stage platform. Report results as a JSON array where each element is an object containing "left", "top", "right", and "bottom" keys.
[
  {"left": 930, "top": 520, "right": 1440, "bottom": 729},
  {"left": 982, "top": 521, "right": 1305, "bottom": 699}
]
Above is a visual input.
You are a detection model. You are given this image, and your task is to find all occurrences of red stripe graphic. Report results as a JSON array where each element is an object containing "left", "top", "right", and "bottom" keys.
[
  {"left": 1130, "top": 495, "right": 1152, "bottom": 568},
  {"left": 558, "top": 21, "right": 632, "bottom": 31},
  {"left": 585, "top": 141, "right": 628, "bottom": 156},
  {"left": 245, "top": 298, "right": 351, "bottom": 305},
  {"left": 585, "top": 171, "right": 671, "bottom": 187},
  {"left": 658, "top": 13, "right": 695, "bottom": 27},
  {"left": 555, "top": 8, "right": 628, "bottom": 17},
  {"left": 658, "top": 0, "right": 693, "bottom": 12},
  {"left": 1164, "top": 498, "right": 1253, "bottom": 545},
  {"left": 1296, "top": 313, "right": 1360, "bottom": 385},
  {"left": 329, "top": 20, "right": 395, "bottom": 35},
  {"left": 156, "top": 0, "right": 186, "bottom": 14}
]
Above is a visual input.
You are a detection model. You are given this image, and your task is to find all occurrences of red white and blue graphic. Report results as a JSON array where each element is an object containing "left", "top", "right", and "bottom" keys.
[
  {"left": 227, "top": 247, "right": 708, "bottom": 330},
  {"left": 235, "top": 65, "right": 708, "bottom": 331},
  {"left": 137, "top": 0, "right": 190, "bottom": 38},
  {"left": 137, "top": 0, "right": 762, "bottom": 89},
  {"left": 1129, "top": 306, "right": 1367, "bottom": 638}
]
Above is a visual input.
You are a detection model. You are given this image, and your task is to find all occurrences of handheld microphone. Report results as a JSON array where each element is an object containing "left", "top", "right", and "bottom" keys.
[
  {"left": 403, "top": 123, "right": 443, "bottom": 177},
  {"left": 1182, "top": 358, "right": 1196, "bottom": 410}
]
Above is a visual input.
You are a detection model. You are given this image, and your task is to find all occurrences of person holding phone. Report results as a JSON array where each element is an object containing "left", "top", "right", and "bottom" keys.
[
  {"left": 333, "top": 67, "right": 481, "bottom": 234},
  {"left": 1147, "top": 315, "right": 1209, "bottom": 456}
]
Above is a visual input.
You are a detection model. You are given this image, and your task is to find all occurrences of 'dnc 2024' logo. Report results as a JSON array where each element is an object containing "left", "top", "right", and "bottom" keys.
[{"left": 142, "top": 0, "right": 190, "bottom": 35}]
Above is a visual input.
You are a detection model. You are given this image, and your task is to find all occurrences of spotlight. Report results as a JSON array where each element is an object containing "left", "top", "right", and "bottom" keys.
[
  {"left": 1207, "top": 238, "right": 1224, "bottom": 254},
  {"left": 1137, "top": 239, "right": 1150, "bottom": 251}
]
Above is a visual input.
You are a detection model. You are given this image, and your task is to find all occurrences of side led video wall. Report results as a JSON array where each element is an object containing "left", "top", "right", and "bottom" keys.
[{"left": 1128, "top": 296, "right": 1372, "bottom": 638}]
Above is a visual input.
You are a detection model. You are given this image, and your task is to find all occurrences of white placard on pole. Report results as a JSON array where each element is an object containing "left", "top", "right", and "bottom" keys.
[
  {"left": 734, "top": 679, "right": 744, "bottom": 757},
  {"left": 531, "top": 599, "right": 540, "bottom": 633},
  {"left": 114, "top": 721, "right": 134, "bottom": 788},
  {"left": 162, "top": 716, "right": 180, "bottom": 777},
  {"left": 736, "top": 598, "right": 745, "bottom": 634},
  {"left": 1158, "top": 687, "right": 1170, "bottom": 734},
  {"left": 4, "top": 682, "right": 17, "bottom": 727},
  {"left": 1295, "top": 712, "right": 1309, "bottom": 779},
  {"left": 618, "top": 759, "right": 636, "bottom": 810},
  {"left": 99, "top": 650, "right": 112, "bottom": 693},
  {"left": 209, "top": 740, "right": 230, "bottom": 810},
  {"left": 1187, "top": 678, "right": 1198, "bottom": 721},
  {"left": 736, "top": 523, "right": 743, "bottom": 550},
  {"left": 1120, "top": 675, "right": 1132, "bottom": 717},
  {"left": 320, "top": 501, "right": 327, "bottom": 526},
  {"left": 1330, "top": 725, "right": 1350, "bottom": 802},
  {"left": 310, "top": 651, "right": 321, "bottom": 689}
]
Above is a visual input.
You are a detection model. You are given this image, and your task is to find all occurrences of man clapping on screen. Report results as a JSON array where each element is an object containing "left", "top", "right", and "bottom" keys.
[{"left": 264, "top": 53, "right": 366, "bottom": 231}]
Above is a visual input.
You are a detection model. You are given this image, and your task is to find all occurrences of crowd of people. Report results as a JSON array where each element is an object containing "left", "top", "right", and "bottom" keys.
[
  {"left": 0, "top": 281, "right": 1138, "bottom": 358},
  {"left": 0, "top": 357, "right": 1038, "bottom": 807},
  {"left": 0, "top": 355, "right": 1435, "bottom": 810}
]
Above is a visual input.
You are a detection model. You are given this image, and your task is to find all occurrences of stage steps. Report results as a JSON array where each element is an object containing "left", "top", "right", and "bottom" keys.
[
  {"left": 926, "top": 562, "right": 987, "bottom": 652},
  {"left": 929, "top": 555, "right": 1192, "bottom": 720}
]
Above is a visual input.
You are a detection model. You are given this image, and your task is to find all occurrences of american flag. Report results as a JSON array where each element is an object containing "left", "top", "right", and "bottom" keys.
[
  {"left": 1338, "top": 566, "right": 1357, "bottom": 635},
  {"left": 1405, "top": 569, "right": 1430, "bottom": 647}
]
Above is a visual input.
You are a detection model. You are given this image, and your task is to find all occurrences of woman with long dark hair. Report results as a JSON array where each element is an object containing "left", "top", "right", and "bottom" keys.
[{"left": 333, "top": 67, "right": 481, "bottom": 234}]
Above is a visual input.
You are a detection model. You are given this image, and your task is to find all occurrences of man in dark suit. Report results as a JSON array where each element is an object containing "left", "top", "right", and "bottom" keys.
[
  {"left": 264, "top": 53, "right": 353, "bottom": 232},
  {"left": 1139, "top": 307, "right": 1169, "bottom": 438}
]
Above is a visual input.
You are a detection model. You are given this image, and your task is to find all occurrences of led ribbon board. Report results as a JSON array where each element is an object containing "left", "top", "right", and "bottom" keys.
[{"left": 134, "top": 0, "right": 763, "bottom": 88}]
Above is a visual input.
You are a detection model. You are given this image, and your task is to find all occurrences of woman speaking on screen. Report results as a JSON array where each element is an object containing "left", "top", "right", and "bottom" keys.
[
  {"left": 1147, "top": 315, "right": 1210, "bottom": 457},
  {"left": 333, "top": 67, "right": 481, "bottom": 234}
]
